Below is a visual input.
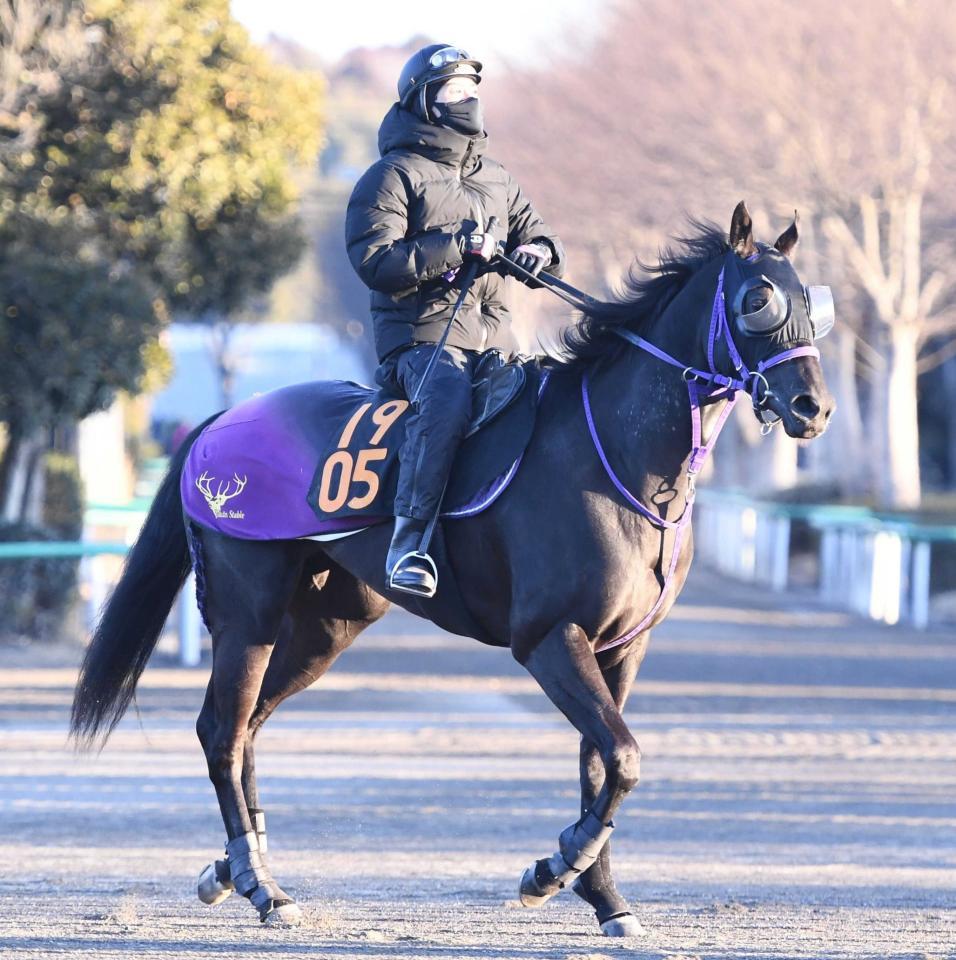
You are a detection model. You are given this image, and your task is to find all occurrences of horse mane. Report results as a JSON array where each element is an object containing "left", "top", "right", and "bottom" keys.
[{"left": 552, "top": 220, "right": 728, "bottom": 368}]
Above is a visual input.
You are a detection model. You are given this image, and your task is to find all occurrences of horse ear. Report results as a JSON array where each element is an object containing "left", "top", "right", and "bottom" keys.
[
  {"left": 729, "top": 201, "right": 756, "bottom": 258},
  {"left": 774, "top": 211, "right": 799, "bottom": 258}
]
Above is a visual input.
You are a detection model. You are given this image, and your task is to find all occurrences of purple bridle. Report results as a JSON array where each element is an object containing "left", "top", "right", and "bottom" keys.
[{"left": 583, "top": 264, "right": 820, "bottom": 652}]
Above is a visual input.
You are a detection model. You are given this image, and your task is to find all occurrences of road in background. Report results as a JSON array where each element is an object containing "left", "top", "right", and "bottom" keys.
[{"left": 1, "top": 567, "right": 954, "bottom": 959}]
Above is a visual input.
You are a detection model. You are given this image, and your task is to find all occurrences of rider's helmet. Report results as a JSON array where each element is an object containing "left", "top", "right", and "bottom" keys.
[{"left": 397, "top": 43, "right": 482, "bottom": 120}]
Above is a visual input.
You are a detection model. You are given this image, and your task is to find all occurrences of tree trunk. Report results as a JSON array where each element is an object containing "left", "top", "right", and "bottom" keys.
[
  {"left": 879, "top": 324, "right": 921, "bottom": 509},
  {"left": 732, "top": 407, "right": 798, "bottom": 494},
  {"left": 824, "top": 328, "right": 867, "bottom": 497},
  {"left": 768, "top": 426, "right": 799, "bottom": 491},
  {"left": 208, "top": 321, "right": 237, "bottom": 410},
  {"left": 0, "top": 425, "right": 45, "bottom": 525},
  {"left": 943, "top": 355, "right": 956, "bottom": 488}
]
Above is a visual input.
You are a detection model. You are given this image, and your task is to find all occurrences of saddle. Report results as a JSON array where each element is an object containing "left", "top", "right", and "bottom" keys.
[
  {"left": 465, "top": 351, "right": 527, "bottom": 437},
  {"left": 181, "top": 359, "right": 544, "bottom": 542}
]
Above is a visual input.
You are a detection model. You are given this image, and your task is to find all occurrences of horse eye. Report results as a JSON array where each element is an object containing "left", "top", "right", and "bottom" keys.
[{"left": 745, "top": 286, "right": 772, "bottom": 312}]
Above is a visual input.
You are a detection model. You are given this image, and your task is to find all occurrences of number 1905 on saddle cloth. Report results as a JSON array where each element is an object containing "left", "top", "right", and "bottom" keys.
[{"left": 180, "top": 370, "right": 542, "bottom": 541}]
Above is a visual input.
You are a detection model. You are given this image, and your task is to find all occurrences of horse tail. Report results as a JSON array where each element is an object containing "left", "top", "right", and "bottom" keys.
[{"left": 70, "top": 413, "right": 220, "bottom": 749}]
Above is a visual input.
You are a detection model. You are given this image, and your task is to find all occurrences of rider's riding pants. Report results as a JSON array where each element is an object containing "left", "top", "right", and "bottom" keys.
[{"left": 376, "top": 343, "right": 478, "bottom": 521}]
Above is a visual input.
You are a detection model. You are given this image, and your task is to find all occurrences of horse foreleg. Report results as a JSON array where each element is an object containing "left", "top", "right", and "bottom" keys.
[
  {"left": 571, "top": 647, "right": 647, "bottom": 937},
  {"left": 512, "top": 623, "right": 643, "bottom": 933}
]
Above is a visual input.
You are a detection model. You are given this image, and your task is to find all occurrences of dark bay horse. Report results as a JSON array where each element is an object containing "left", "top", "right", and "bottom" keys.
[{"left": 71, "top": 203, "right": 834, "bottom": 937}]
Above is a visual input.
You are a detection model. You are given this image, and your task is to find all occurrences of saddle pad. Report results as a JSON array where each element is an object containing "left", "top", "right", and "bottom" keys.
[{"left": 181, "top": 365, "right": 542, "bottom": 540}]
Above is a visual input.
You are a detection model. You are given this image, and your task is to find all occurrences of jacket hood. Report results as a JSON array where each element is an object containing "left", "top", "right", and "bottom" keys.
[{"left": 377, "top": 103, "right": 488, "bottom": 167}]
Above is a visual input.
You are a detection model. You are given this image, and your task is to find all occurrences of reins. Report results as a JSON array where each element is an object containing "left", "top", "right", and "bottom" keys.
[{"left": 500, "top": 252, "right": 820, "bottom": 651}]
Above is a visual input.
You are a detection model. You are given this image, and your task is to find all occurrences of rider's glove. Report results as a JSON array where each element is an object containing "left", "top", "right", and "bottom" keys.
[
  {"left": 459, "top": 231, "right": 498, "bottom": 263},
  {"left": 509, "top": 242, "right": 552, "bottom": 285}
]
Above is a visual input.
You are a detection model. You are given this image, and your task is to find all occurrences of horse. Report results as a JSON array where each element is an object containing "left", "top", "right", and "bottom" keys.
[{"left": 71, "top": 202, "right": 834, "bottom": 938}]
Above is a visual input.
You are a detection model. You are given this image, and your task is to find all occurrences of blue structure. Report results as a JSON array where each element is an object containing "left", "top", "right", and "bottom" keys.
[{"left": 150, "top": 323, "right": 371, "bottom": 424}]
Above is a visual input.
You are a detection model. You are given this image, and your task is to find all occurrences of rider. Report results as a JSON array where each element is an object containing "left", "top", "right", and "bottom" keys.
[{"left": 345, "top": 43, "right": 565, "bottom": 598}]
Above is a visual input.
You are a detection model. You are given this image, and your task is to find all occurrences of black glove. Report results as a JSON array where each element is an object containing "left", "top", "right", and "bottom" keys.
[{"left": 509, "top": 241, "right": 552, "bottom": 286}]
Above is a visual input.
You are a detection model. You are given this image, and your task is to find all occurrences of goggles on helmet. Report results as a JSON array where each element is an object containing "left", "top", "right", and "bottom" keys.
[{"left": 429, "top": 46, "right": 473, "bottom": 69}]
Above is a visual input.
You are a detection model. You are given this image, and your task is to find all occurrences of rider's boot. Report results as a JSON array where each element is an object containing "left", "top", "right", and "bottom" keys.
[{"left": 386, "top": 515, "right": 438, "bottom": 598}]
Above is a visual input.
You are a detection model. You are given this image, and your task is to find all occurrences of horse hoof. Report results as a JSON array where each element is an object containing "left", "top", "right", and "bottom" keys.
[
  {"left": 198, "top": 860, "right": 234, "bottom": 905},
  {"left": 600, "top": 913, "right": 646, "bottom": 938},
  {"left": 262, "top": 901, "right": 303, "bottom": 927},
  {"left": 518, "top": 863, "right": 555, "bottom": 908}
]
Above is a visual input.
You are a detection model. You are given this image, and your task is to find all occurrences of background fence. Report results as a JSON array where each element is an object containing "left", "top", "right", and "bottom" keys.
[
  {"left": 693, "top": 489, "right": 956, "bottom": 629},
  {"left": 2, "top": 489, "right": 952, "bottom": 665}
]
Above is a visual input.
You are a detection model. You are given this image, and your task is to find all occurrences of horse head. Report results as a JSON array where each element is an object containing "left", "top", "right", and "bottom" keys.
[{"left": 717, "top": 201, "right": 835, "bottom": 439}]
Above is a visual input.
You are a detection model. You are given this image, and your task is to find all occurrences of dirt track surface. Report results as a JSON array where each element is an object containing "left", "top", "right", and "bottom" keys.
[{"left": 1, "top": 568, "right": 954, "bottom": 960}]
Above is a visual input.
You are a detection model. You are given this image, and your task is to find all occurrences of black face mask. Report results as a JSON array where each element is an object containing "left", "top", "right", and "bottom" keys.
[{"left": 431, "top": 96, "right": 483, "bottom": 135}]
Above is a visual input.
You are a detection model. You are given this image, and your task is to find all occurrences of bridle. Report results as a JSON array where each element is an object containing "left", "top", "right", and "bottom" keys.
[
  {"left": 501, "top": 251, "right": 823, "bottom": 651},
  {"left": 615, "top": 261, "right": 821, "bottom": 433}
]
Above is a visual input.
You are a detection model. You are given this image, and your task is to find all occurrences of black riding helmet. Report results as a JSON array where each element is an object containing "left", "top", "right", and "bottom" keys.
[{"left": 397, "top": 43, "right": 482, "bottom": 120}]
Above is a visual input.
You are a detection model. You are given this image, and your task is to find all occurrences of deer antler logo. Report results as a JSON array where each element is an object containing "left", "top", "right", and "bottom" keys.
[{"left": 196, "top": 471, "right": 248, "bottom": 519}]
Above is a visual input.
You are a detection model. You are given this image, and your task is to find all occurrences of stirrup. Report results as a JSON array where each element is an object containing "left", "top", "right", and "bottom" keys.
[{"left": 388, "top": 550, "right": 438, "bottom": 598}]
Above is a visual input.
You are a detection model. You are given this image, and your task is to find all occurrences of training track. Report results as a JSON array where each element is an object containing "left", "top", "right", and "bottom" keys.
[{"left": 1, "top": 567, "right": 954, "bottom": 959}]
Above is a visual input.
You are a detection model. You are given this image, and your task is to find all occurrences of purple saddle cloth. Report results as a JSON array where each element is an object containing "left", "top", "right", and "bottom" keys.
[{"left": 181, "top": 371, "right": 541, "bottom": 541}]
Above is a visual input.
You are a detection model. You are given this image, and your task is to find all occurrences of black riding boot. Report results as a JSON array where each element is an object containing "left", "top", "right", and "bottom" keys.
[{"left": 386, "top": 515, "right": 437, "bottom": 598}]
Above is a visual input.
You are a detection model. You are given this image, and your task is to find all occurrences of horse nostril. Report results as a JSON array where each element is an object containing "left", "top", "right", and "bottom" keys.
[{"left": 791, "top": 394, "right": 821, "bottom": 421}]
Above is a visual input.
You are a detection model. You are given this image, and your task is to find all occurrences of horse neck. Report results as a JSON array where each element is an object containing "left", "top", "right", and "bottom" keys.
[{"left": 591, "top": 260, "right": 730, "bottom": 509}]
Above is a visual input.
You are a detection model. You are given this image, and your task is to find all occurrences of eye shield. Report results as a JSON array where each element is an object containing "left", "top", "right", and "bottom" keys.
[
  {"left": 803, "top": 285, "right": 835, "bottom": 339},
  {"left": 725, "top": 252, "right": 835, "bottom": 341}
]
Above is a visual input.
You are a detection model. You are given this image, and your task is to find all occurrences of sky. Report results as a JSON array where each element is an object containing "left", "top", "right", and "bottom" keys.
[{"left": 229, "top": 0, "right": 607, "bottom": 68}]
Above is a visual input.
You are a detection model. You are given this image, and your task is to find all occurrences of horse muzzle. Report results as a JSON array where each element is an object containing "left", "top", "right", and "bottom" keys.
[{"left": 761, "top": 386, "right": 835, "bottom": 439}]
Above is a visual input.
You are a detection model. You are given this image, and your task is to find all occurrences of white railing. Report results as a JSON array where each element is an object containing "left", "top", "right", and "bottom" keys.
[
  {"left": 81, "top": 500, "right": 204, "bottom": 664},
  {"left": 693, "top": 489, "right": 956, "bottom": 630}
]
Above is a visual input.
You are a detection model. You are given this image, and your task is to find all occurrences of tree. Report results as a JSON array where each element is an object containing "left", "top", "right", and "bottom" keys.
[
  {"left": 0, "top": 0, "right": 324, "bottom": 521},
  {"left": 488, "top": 0, "right": 956, "bottom": 507},
  {"left": 0, "top": 222, "right": 159, "bottom": 520}
]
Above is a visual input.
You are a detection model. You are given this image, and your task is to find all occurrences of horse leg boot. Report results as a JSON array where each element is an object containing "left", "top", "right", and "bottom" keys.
[
  {"left": 512, "top": 623, "right": 642, "bottom": 928},
  {"left": 570, "top": 740, "right": 645, "bottom": 937},
  {"left": 572, "top": 650, "right": 647, "bottom": 937},
  {"left": 196, "top": 738, "right": 269, "bottom": 906}
]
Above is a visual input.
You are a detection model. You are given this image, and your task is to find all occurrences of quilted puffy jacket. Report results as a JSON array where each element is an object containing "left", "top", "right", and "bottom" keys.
[{"left": 345, "top": 104, "right": 565, "bottom": 362}]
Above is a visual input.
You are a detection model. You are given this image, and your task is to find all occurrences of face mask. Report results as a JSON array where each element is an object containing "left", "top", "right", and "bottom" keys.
[{"left": 431, "top": 96, "right": 483, "bottom": 135}]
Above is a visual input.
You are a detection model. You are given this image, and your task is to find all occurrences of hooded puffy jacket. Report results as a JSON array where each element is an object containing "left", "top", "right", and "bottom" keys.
[{"left": 345, "top": 104, "right": 565, "bottom": 362}]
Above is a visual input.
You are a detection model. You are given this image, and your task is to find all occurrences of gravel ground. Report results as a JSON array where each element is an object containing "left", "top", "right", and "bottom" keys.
[{"left": 1, "top": 567, "right": 954, "bottom": 960}]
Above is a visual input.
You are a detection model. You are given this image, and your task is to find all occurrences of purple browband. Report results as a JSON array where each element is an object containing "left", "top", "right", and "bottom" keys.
[{"left": 587, "top": 266, "right": 819, "bottom": 652}]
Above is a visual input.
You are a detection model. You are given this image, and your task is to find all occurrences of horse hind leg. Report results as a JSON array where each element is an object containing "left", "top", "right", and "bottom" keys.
[
  {"left": 195, "top": 619, "right": 294, "bottom": 911},
  {"left": 199, "top": 557, "right": 388, "bottom": 920},
  {"left": 241, "top": 559, "right": 389, "bottom": 839},
  {"left": 196, "top": 682, "right": 235, "bottom": 907},
  {"left": 195, "top": 534, "right": 304, "bottom": 925}
]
